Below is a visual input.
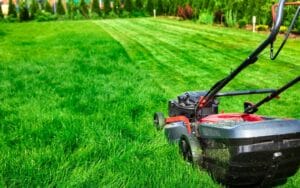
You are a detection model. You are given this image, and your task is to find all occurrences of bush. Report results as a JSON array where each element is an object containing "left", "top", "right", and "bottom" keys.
[
  {"left": 90, "top": 12, "right": 102, "bottom": 19},
  {"left": 120, "top": 10, "right": 130, "bottom": 18},
  {"left": 106, "top": 10, "right": 118, "bottom": 18},
  {"left": 131, "top": 10, "right": 145, "bottom": 17},
  {"left": 4, "top": 14, "right": 18, "bottom": 22},
  {"left": 177, "top": 5, "right": 193, "bottom": 20},
  {"left": 36, "top": 11, "right": 58, "bottom": 21},
  {"left": 198, "top": 10, "right": 213, "bottom": 24},
  {"left": 238, "top": 19, "right": 247, "bottom": 28},
  {"left": 256, "top": 25, "right": 269, "bottom": 31},
  {"left": 279, "top": 26, "right": 287, "bottom": 33}
]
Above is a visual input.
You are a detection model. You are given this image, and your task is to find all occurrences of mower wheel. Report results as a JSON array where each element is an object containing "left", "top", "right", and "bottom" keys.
[
  {"left": 153, "top": 112, "right": 165, "bottom": 130},
  {"left": 179, "top": 134, "right": 202, "bottom": 165}
]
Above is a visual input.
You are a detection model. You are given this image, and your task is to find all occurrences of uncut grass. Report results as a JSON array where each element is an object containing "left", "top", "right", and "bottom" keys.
[{"left": 0, "top": 18, "right": 299, "bottom": 187}]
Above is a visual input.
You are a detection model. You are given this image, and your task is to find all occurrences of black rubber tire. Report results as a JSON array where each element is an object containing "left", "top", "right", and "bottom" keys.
[
  {"left": 153, "top": 112, "right": 165, "bottom": 130},
  {"left": 179, "top": 134, "right": 202, "bottom": 165}
]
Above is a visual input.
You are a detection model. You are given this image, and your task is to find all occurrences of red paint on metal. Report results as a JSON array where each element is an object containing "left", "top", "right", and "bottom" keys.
[
  {"left": 200, "top": 113, "right": 264, "bottom": 123},
  {"left": 166, "top": 116, "right": 192, "bottom": 134}
]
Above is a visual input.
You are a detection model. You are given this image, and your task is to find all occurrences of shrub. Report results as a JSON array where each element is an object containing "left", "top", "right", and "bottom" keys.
[
  {"left": 90, "top": 12, "right": 101, "bottom": 19},
  {"left": 238, "top": 19, "right": 247, "bottom": 28},
  {"left": 256, "top": 25, "right": 269, "bottom": 31},
  {"left": 198, "top": 10, "right": 213, "bottom": 24},
  {"left": 19, "top": 1, "right": 30, "bottom": 22},
  {"left": 177, "top": 5, "right": 193, "bottom": 20},
  {"left": 4, "top": 14, "right": 18, "bottom": 22},
  {"left": 36, "top": 11, "right": 58, "bottom": 21},
  {"left": 107, "top": 10, "right": 118, "bottom": 18},
  {"left": 225, "top": 10, "right": 237, "bottom": 27},
  {"left": 279, "top": 26, "right": 287, "bottom": 33},
  {"left": 120, "top": 10, "right": 130, "bottom": 18},
  {"left": 131, "top": 10, "right": 145, "bottom": 17}
]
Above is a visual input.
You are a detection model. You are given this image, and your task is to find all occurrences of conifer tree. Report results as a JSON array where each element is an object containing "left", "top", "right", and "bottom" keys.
[
  {"left": 91, "top": 0, "right": 101, "bottom": 15},
  {"left": 146, "top": 0, "right": 154, "bottom": 15},
  {"left": 124, "top": 0, "right": 132, "bottom": 12},
  {"left": 30, "top": 0, "right": 39, "bottom": 19},
  {"left": 156, "top": 0, "right": 163, "bottom": 15},
  {"left": 8, "top": 0, "right": 17, "bottom": 17},
  {"left": 56, "top": 0, "right": 66, "bottom": 15},
  {"left": 19, "top": 0, "right": 30, "bottom": 21},
  {"left": 44, "top": 0, "right": 53, "bottom": 14},
  {"left": 0, "top": 5, "right": 4, "bottom": 18},
  {"left": 135, "top": 0, "right": 143, "bottom": 11},
  {"left": 114, "top": 0, "right": 121, "bottom": 15},
  {"left": 103, "top": 0, "right": 111, "bottom": 15},
  {"left": 79, "top": 0, "right": 89, "bottom": 17}
]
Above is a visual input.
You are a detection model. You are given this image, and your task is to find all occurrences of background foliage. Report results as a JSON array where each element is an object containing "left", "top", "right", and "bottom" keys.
[{"left": 1, "top": 0, "right": 299, "bottom": 32}]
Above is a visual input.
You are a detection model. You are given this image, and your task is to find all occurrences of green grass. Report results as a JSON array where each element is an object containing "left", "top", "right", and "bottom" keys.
[{"left": 0, "top": 18, "right": 299, "bottom": 187}]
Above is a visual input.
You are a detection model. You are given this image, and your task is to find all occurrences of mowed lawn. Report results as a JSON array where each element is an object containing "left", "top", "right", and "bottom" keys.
[{"left": 0, "top": 18, "right": 299, "bottom": 187}]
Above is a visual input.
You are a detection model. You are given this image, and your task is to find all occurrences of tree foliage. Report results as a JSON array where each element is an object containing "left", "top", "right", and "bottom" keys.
[
  {"left": 56, "top": 0, "right": 66, "bottom": 15},
  {"left": 124, "top": 0, "right": 133, "bottom": 12},
  {"left": 30, "top": 0, "right": 39, "bottom": 19},
  {"left": 45, "top": 0, "right": 53, "bottom": 14},
  {"left": 8, "top": 0, "right": 17, "bottom": 17},
  {"left": 135, "top": 0, "right": 143, "bottom": 11},
  {"left": 91, "top": 0, "right": 101, "bottom": 15},
  {"left": 103, "top": 0, "right": 111, "bottom": 15},
  {"left": 79, "top": 0, "right": 89, "bottom": 17},
  {"left": 19, "top": 0, "right": 30, "bottom": 21},
  {"left": 0, "top": 5, "right": 4, "bottom": 18}
]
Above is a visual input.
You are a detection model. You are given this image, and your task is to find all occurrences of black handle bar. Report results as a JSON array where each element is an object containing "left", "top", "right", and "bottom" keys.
[
  {"left": 245, "top": 76, "right": 300, "bottom": 114},
  {"left": 196, "top": 0, "right": 286, "bottom": 117}
]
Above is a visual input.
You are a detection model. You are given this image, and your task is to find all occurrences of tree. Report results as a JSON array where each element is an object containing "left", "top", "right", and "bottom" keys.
[
  {"left": 44, "top": 0, "right": 53, "bottom": 14},
  {"left": 103, "top": 0, "right": 111, "bottom": 15},
  {"left": 79, "top": 0, "right": 89, "bottom": 17},
  {"left": 114, "top": 0, "right": 121, "bottom": 15},
  {"left": 30, "top": 0, "right": 39, "bottom": 19},
  {"left": 135, "top": 0, "right": 143, "bottom": 11},
  {"left": 124, "top": 0, "right": 133, "bottom": 12},
  {"left": 56, "top": 0, "right": 66, "bottom": 15},
  {"left": 19, "top": 0, "right": 30, "bottom": 21},
  {"left": 146, "top": 0, "right": 154, "bottom": 15},
  {"left": 8, "top": 0, "right": 17, "bottom": 17},
  {"left": 156, "top": 0, "right": 163, "bottom": 15},
  {"left": 0, "top": 5, "right": 4, "bottom": 18},
  {"left": 91, "top": 0, "right": 101, "bottom": 15}
]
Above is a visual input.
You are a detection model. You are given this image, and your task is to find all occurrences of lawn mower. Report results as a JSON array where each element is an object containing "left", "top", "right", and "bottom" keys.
[{"left": 153, "top": 0, "right": 300, "bottom": 186}]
